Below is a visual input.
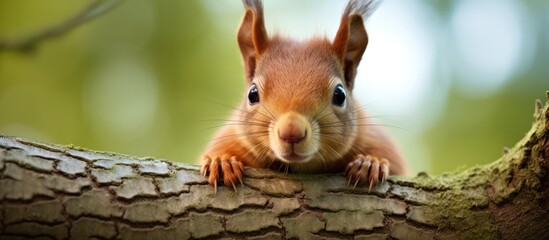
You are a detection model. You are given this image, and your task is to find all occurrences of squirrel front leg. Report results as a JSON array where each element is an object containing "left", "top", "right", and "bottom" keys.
[
  {"left": 344, "top": 123, "right": 408, "bottom": 191},
  {"left": 200, "top": 125, "right": 249, "bottom": 193},
  {"left": 345, "top": 155, "right": 390, "bottom": 191}
]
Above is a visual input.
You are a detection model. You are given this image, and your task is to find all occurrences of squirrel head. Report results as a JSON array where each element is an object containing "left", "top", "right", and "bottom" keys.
[{"left": 236, "top": 0, "right": 375, "bottom": 166}]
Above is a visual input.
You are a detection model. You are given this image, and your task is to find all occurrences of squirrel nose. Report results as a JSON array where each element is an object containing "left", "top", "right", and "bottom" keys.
[
  {"left": 275, "top": 111, "right": 310, "bottom": 145},
  {"left": 278, "top": 127, "right": 306, "bottom": 144}
]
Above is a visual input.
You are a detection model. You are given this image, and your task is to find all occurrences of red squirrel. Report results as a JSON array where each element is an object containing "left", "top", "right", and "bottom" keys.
[{"left": 200, "top": 0, "right": 408, "bottom": 192}]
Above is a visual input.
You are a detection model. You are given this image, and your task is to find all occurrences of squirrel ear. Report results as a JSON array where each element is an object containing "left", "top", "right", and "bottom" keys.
[
  {"left": 238, "top": 1, "right": 268, "bottom": 83},
  {"left": 332, "top": 14, "right": 368, "bottom": 90}
]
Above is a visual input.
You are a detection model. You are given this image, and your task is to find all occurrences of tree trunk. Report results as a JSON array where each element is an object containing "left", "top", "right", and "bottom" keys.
[{"left": 1, "top": 94, "right": 548, "bottom": 240}]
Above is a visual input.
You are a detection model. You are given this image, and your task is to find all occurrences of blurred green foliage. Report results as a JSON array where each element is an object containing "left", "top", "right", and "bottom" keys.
[
  {"left": 0, "top": 0, "right": 242, "bottom": 164},
  {"left": 0, "top": 0, "right": 547, "bottom": 175}
]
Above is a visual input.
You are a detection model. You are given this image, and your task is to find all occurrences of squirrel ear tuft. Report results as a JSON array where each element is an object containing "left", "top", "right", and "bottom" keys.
[
  {"left": 333, "top": 1, "right": 376, "bottom": 89},
  {"left": 238, "top": 0, "right": 268, "bottom": 83}
]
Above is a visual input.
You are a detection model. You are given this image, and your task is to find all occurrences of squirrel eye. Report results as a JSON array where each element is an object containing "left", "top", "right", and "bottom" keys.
[
  {"left": 332, "top": 84, "right": 346, "bottom": 107},
  {"left": 248, "top": 83, "right": 260, "bottom": 105}
]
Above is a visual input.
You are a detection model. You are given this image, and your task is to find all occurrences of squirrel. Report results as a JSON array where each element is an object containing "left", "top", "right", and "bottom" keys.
[{"left": 200, "top": 0, "right": 408, "bottom": 192}]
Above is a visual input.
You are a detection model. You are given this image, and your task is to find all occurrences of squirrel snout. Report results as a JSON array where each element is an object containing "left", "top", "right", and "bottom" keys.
[{"left": 275, "top": 112, "right": 309, "bottom": 145}]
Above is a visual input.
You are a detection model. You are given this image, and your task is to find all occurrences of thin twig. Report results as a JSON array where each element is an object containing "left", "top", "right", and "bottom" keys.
[{"left": 0, "top": 0, "right": 121, "bottom": 52}]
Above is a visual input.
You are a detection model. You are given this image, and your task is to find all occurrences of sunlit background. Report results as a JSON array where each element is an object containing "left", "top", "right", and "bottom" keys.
[{"left": 1, "top": 0, "right": 547, "bottom": 175}]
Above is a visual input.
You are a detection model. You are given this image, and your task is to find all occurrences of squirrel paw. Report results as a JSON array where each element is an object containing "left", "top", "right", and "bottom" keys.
[
  {"left": 345, "top": 154, "right": 389, "bottom": 191},
  {"left": 200, "top": 155, "right": 244, "bottom": 193}
]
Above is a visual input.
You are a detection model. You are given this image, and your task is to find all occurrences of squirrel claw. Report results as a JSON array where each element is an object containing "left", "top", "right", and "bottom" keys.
[
  {"left": 345, "top": 154, "right": 389, "bottom": 190},
  {"left": 368, "top": 180, "right": 375, "bottom": 193},
  {"left": 380, "top": 164, "right": 389, "bottom": 183},
  {"left": 238, "top": 174, "right": 244, "bottom": 186},
  {"left": 200, "top": 159, "right": 210, "bottom": 177},
  {"left": 353, "top": 179, "right": 360, "bottom": 189},
  {"left": 201, "top": 155, "right": 245, "bottom": 193}
]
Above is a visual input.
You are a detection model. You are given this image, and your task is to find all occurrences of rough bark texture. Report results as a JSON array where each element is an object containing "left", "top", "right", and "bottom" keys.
[{"left": 1, "top": 94, "right": 548, "bottom": 240}]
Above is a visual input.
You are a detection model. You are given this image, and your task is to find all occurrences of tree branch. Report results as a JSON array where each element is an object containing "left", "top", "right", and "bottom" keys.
[
  {"left": 0, "top": 0, "right": 121, "bottom": 52},
  {"left": 0, "top": 91, "right": 548, "bottom": 239}
]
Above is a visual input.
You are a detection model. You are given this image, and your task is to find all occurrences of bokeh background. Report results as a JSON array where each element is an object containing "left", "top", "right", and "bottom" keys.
[{"left": 1, "top": 0, "right": 547, "bottom": 175}]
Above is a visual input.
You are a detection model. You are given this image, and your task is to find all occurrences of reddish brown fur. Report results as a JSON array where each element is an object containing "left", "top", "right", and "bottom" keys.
[
  {"left": 201, "top": 0, "right": 408, "bottom": 191},
  {"left": 260, "top": 37, "right": 337, "bottom": 113}
]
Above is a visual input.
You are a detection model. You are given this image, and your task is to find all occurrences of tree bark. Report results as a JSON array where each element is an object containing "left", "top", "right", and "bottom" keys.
[{"left": 1, "top": 94, "right": 548, "bottom": 240}]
